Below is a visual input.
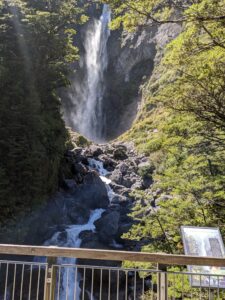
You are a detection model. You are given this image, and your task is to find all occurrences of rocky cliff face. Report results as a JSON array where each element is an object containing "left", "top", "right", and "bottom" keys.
[{"left": 62, "top": 3, "right": 181, "bottom": 142}]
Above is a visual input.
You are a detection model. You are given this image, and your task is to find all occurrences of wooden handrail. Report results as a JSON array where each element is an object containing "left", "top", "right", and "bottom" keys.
[{"left": 0, "top": 244, "right": 225, "bottom": 267}]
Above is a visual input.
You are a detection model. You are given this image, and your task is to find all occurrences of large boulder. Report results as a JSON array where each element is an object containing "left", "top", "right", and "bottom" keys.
[
  {"left": 117, "top": 162, "right": 129, "bottom": 175},
  {"left": 79, "top": 231, "right": 106, "bottom": 249},
  {"left": 88, "top": 145, "right": 104, "bottom": 157},
  {"left": 109, "top": 182, "right": 131, "bottom": 198},
  {"left": 110, "top": 169, "right": 123, "bottom": 185},
  {"left": 99, "top": 154, "right": 116, "bottom": 171},
  {"left": 113, "top": 146, "right": 128, "bottom": 160},
  {"left": 72, "top": 171, "right": 109, "bottom": 209},
  {"left": 94, "top": 211, "right": 120, "bottom": 242}
]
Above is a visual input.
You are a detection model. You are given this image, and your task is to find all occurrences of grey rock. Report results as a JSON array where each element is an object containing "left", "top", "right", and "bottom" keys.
[
  {"left": 118, "top": 162, "right": 129, "bottom": 175},
  {"left": 89, "top": 145, "right": 104, "bottom": 157},
  {"left": 111, "top": 195, "right": 121, "bottom": 205},
  {"left": 110, "top": 169, "right": 123, "bottom": 185},
  {"left": 72, "top": 162, "right": 87, "bottom": 176},
  {"left": 121, "top": 175, "right": 134, "bottom": 188},
  {"left": 79, "top": 231, "right": 106, "bottom": 249},
  {"left": 142, "top": 177, "right": 153, "bottom": 189},
  {"left": 111, "top": 195, "right": 129, "bottom": 205},
  {"left": 73, "top": 171, "right": 109, "bottom": 209},
  {"left": 131, "top": 180, "right": 143, "bottom": 190},
  {"left": 110, "top": 183, "right": 131, "bottom": 198},
  {"left": 63, "top": 179, "right": 77, "bottom": 193},
  {"left": 109, "top": 204, "right": 121, "bottom": 211},
  {"left": 99, "top": 155, "right": 116, "bottom": 171},
  {"left": 113, "top": 147, "right": 128, "bottom": 160},
  {"left": 95, "top": 211, "right": 120, "bottom": 241}
]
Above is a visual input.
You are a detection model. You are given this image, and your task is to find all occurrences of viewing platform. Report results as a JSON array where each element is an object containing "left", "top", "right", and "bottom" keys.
[{"left": 0, "top": 244, "right": 224, "bottom": 299}]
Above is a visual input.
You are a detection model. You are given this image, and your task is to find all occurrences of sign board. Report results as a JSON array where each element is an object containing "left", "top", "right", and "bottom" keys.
[{"left": 181, "top": 226, "right": 225, "bottom": 288}]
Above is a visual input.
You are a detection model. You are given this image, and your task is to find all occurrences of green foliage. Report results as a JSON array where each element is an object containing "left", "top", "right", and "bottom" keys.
[
  {"left": 118, "top": 0, "right": 225, "bottom": 264},
  {"left": 0, "top": 0, "right": 85, "bottom": 221},
  {"left": 124, "top": 107, "right": 225, "bottom": 252},
  {"left": 138, "top": 162, "right": 155, "bottom": 179},
  {"left": 103, "top": 0, "right": 225, "bottom": 35}
]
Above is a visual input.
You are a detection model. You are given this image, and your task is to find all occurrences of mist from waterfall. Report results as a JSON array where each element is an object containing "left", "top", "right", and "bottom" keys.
[
  {"left": 7, "top": 2, "right": 32, "bottom": 79},
  {"left": 66, "top": 5, "right": 111, "bottom": 143}
]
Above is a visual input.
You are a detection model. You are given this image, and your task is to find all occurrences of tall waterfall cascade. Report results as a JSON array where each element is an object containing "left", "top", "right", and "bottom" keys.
[{"left": 69, "top": 5, "right": 111, "bottom": 143}]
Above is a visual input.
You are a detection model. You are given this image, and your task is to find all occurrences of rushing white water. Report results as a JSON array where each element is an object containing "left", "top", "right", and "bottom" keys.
[
  {"left": 38, "top": 157, "right": 118, "bottom": 299},
  {"left": 88, "top": 158, "right": 117, "bottom": 203},
  {"left": 69, "top": 5, "right": 111, "bottom": 143},
  {"left": 88, "top": 158, "right": 109, "bottom": 176},
  {"left": 45, "top": 209, "right": 104, "bottom": 299},
  {"left": 41, "top": 158, "right": 114, "bottom": 299}
]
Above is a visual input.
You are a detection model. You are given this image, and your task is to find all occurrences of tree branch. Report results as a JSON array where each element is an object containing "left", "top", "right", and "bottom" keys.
[{"left": 201, "top": 23, "right": 225, "bottom": 49}]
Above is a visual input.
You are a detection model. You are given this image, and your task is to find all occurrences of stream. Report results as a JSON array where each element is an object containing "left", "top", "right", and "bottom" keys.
[{"left": 43, "top": 159, "right": 115, "bottom": 299}]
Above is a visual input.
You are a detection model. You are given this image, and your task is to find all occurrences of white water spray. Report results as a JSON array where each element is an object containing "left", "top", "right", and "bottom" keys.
[
  {"left": 68, "top": 5, "right": 111, "bottom": 143},
  {"left": 88, "top": 158, "right": 116, "bottom": 203}
]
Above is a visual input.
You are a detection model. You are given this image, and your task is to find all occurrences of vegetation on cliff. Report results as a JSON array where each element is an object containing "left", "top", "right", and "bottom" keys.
[
  {"left": 105, "top": 0, "right": 225, "bottom": 253},
  {"left": 0, "top": 0, "right": 87, "bottom": 221},
  {"left": 1, "top": 0, "right": 225, "bottom": 253}
]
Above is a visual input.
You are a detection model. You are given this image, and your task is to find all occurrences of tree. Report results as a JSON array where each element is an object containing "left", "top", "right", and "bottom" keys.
[
  {"left": 0, "top": 0, "right": 86, "bottom": 220},
  {"left": 102, "top": 0, "right": 225, "bottom": 37},
  {"left": 117, "top": 0, "right": 225, "bottom": 262},
  {"left": 104, "top": 0, "right": 225, "bottom": 135}
]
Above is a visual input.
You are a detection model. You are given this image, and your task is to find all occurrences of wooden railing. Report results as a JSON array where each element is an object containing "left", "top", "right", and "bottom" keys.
[
  {"left": 0, "top": 244, "right": 225, "bottom": 267},
  {"left": 0, "top": 244, "right": 225, "bottom": 300}
]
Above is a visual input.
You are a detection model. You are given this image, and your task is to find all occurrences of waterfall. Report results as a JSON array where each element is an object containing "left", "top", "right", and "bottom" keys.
[{"left": 68, "top": 5, "right": 111, "bottom": 143}]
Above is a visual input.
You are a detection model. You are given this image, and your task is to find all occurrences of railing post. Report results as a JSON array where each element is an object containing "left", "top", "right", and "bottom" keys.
[
  {"left": 157, "top": 264, "right": 168, "bottom": 300},
  {"left": 209, "top": 289, "right": 215, "bottom": 300},
  {"left": 45, "top": 257, "right": 57, "bottom": 300}
]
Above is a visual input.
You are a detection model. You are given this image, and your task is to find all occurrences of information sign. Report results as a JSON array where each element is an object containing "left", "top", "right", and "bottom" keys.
[{"left": 181, "top": 226, "right": 225, "bottom": 288}]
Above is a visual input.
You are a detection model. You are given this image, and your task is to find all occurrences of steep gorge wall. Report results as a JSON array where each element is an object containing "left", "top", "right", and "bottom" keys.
[
  {"left": 61, "top": 3, "right": 181, "bottom": 143},
  {"left": 61, "top": 4, "right": 179, "bottom": 142}
]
